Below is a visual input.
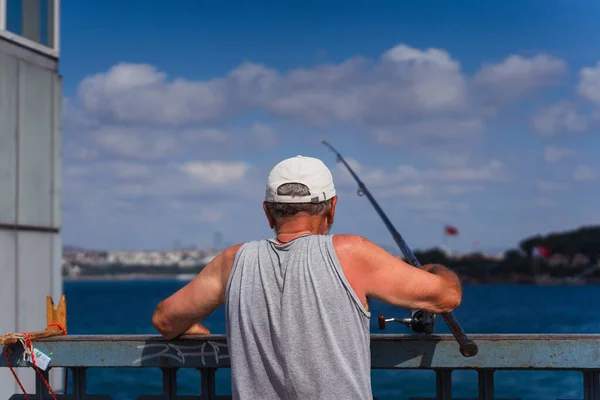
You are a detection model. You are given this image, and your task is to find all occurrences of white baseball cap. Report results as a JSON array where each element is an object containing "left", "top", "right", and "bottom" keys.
[{"left": 265, "top": 155, "right": 336, "bottom": 203}]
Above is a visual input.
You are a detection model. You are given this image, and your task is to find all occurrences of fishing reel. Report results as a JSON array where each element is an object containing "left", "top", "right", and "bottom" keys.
[{"left": 378, "top": 310, "right": 436, "bottom": 335}]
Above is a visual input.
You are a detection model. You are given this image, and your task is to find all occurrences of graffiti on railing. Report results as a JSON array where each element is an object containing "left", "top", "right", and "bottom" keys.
[{"left": 132, "top": 341, "right": 229, "bottom": 366}]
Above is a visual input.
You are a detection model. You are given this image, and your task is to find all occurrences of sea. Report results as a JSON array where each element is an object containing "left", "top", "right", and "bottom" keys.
[{"left": 63, "top": 280, "right": 600, "bottom": 399}]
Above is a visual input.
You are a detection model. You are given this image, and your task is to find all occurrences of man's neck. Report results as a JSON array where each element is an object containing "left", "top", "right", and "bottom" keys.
[
  {"left": 274, "top": 216, "right": 327, "bottom": 243},
  {"left": 275, "top": 231, "right": 313, "bottom": 243}
]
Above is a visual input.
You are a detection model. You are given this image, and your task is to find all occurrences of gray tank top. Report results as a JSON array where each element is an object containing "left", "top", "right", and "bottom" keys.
[{"left": 225, "top": 234, "right": 372, "bottom": 399}]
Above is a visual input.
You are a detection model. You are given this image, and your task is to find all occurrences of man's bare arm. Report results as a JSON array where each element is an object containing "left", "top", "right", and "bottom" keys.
[
  {"left": 334, "top": 235, "right": 462, "bottom": 314},
  {"left": 152, "top": 243, "right": 243, "bottom": 340},
  {"left": 421, "top": 263, "right": 463, "bottom": 300}
]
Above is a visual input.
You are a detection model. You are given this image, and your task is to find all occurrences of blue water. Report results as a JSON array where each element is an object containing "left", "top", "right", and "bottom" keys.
[{"left": 63, "top": 281, "right": 600, "bottom": 399}]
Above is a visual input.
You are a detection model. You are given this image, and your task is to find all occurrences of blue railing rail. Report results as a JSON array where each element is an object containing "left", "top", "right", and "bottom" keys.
[{"left": 1, "top": 334, "right": 600, "bottom": 400}]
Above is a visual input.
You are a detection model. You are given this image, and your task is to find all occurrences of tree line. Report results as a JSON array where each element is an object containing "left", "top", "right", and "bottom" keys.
[{"left": 410, "top": 225, "right": 600, "bottom": 281}]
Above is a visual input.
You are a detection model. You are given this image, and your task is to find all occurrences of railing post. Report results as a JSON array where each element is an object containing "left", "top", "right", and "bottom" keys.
[
  {"left": 478, "top": 370, "right": 495, "bottom": 400},
  {"left": 34, "top": 369, "right": 50, "bottom": 400},
  {"left": 71, "top": 367, "right": 87, "bottom": 400},
  {"left": 436, "top": 369, "right": 452, "bottom": 400},
  {"left": 162, "top": 367, "right": 178, "bottom": 399},
  {"left": 199, "top": 368, "right": 217, "bottom": 400},
  {"left": 583, "top": 371, "right": 600, "bottom": 400}
]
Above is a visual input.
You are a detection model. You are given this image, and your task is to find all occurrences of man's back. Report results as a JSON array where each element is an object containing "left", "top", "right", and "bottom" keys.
[
  {"left": 226, "top": 234, "right": 372, "bottom": 400},
  {"left": 152, "top": 155, "right": 462, "bottom": 398}
]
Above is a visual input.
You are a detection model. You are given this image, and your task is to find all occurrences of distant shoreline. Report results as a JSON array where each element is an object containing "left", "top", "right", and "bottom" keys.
[
  {"left": 62, "top": 274, "right": 600, "bottom": 285},
  {"left": 63, "top": 273, "right": 198, "bottom": 282}
]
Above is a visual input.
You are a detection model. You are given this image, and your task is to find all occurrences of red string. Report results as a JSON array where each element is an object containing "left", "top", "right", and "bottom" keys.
[
  {"left": 3, "top": 342, "right": 29, "bottom": 400},
  {"left": 47, "top": 323, "right": 67, "bottom": 336},
  {"left": 4, "top": 323, "right": 68, "bottom": 399}
]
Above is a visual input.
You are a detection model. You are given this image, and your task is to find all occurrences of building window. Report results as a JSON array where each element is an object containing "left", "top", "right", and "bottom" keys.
[{"left": 1, "top": 0, "right": 59, "bottom": 55}]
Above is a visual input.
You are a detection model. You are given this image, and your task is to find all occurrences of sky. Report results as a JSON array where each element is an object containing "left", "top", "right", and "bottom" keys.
[{"left": 53, "top": 0, "right": 600, "bottom": 253}]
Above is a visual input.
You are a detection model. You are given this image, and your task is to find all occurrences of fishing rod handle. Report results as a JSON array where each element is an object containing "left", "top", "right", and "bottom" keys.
[{"left": 441, "top": 312, "right": 478, "bottom": 357}]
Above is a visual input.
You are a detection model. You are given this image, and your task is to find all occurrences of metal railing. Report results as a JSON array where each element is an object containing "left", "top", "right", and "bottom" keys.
[{"left": 1, "top": 334, "right": 599, "bottom": 400}]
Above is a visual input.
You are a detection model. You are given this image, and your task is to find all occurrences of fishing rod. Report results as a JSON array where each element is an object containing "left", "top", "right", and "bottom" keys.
[{"left": 322, "top": 140, "right": 478, "bottom": 358}]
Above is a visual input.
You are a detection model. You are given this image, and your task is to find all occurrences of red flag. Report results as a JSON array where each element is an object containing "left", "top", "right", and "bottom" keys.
[
  {"left": 444, "top": 225, "right": 458, "bottom": 236},
  {"left": 533, "top": 246, "right": 551, "bottom": 258}
]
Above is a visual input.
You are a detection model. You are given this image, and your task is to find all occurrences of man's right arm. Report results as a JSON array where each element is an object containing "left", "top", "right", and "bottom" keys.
[{"left": 334, "top": 235, "right": 462, "bottom": 314}]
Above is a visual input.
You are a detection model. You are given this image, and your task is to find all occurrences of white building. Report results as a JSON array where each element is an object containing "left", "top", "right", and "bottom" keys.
[{"left": 0, "top": 0, "right": 63, "bottom": 394}]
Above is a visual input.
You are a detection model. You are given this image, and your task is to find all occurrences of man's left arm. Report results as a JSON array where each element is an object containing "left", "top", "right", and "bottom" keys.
[{"left": 152, "top": 244, "right": 243, "bottom": 339}]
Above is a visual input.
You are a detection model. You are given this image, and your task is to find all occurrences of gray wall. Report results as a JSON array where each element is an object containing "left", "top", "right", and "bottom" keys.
[{"left": 0, "top": 37, "right": 63, "bottom": 395}]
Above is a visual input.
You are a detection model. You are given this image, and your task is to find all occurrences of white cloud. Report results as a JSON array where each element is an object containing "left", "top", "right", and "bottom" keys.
[
  {"left": 531, "top": 60, "right": 600, "bottom": 136},
  {"left": 75, "top": 45, "right": 471, "bottom": 128},
  {"left": 181, "top": 124, "right": 277, "bottom": 148},
  {"left": 64, "top": 160, "right": 256, "bottom": 213},
  {"left": 197, "top": 208, "right": 224, "bottom": 222},
  {"left": 77, "top": 63, "right": 231, "bottom": 125},
  {"left": 379, "top": 184, "right": 430, "bottom": 198},
  {"left": 577, "top": 62, "right": 600, "bottom": 104},
  {"left": 443, "top": 184, "right": 484, "bottom": 195},
  {"left": 62, "top": 97, "right": 100, "bottom": 131},
  {"left": 64, "top": 143, "right": 99, "bottom": 161},
  {"left": 532, "top": 102, "right": 588, "bottom": 135},
  {"left": 91, "top": 127, "right": 179, "bottom": 160},
  {"left": 378, "top": 183, "right": 482, "bottom": 198},
  {"left": 76, "top": 122, "right": 279, "bottom": 162},
  {"left": 69, "top": 44, "right": 565, "bottom": 151},
  {"left": 423, "top": 160, "right": 504, "bottom": 182},
  {"left": 475, "top": 54, "right": 567, "bottom": 102},
  {"left": 432, "top": 153, "right": 472, "bottom": 168},
  {"left": 544, "top": 146, "right": 576, "bottom": 163},
  {"left": 408, "top": 200, "right": 470, "bottom": 213},
  {"left": 333, "top": 158, "right": 507, "bottom": 205},
  {"left": 536, "top": 180, "right": 567, "bottom": 191},
  {"left": 573, "top": 165, "right": 597, "bottom": 181},
  {"left": 371, "top": 118, "right": 484, "bottom": 147},
  {"left": 181, "top": 128, "right": 234, "bottom": 145},
  {"left": 528, "top": 60, "right": 600, "bottom": 136},
  {"left": 246, "top": 122, "right": 278, "bottom": 148},
  {"left": 533, "top": 197, "right": 557, "bottom": 207},
  {"left": 64, "top": 162, "right": 152, "bottom": 180},
  {"left": 180, "top": 161, "right": 250, "bottom": 185}
]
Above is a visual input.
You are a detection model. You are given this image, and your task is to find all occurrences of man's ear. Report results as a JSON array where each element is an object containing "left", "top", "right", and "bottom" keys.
[
  {"left": 327, "top": 196, "right": 338, "bottom": 225},
  {"left": 263, "top": 202, "right": 275, "bottom": 229}
]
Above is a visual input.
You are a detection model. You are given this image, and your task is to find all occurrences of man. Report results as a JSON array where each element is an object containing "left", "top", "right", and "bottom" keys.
[{"left": 152, "top": 155, "right": 462, "bottom": 399}]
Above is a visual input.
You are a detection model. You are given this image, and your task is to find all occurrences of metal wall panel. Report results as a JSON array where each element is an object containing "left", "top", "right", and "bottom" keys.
[
  {"left": 17, "top": 231, "right": 52, "bottom": 331},
  {"left": 15, "top": 230, "right": 53, "bottom": 393},
  {"left": 51, "top": 73, "right": 62, "bottom": 229},
  {"left": 0, "top": 51, "right": 17, "bottom": 225},
  {"left": 0, "top": 230, "right": 18, "bottom": 393},
  {"left": 17, "top": 60, "right": 53, "bottom": 227}
]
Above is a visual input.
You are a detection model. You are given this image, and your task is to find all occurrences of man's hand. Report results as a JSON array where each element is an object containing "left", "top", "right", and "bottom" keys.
[
  {"left": 421, "top": 264, "right": 448, "bottom": 274},
  {"left": 421, "top": 264, "right": 441, "bottom": 273},
  {"left": 183, "top": 323, "right": 211, "bottom": 335}
]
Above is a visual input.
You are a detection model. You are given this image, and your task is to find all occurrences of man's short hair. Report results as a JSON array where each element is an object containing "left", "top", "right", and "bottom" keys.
[{"left": 265, "top": 183, "right": 333, "bottom": 220}]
